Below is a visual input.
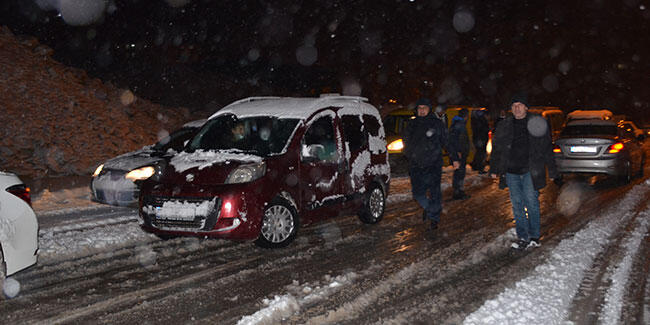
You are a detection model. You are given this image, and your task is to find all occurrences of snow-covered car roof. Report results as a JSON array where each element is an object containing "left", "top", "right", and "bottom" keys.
[
  {"left": 566, "top": 119, "right": 616, "bottom": 126},
  {"left": 182, "top": 119, "right": 207, "bottom": 128},
  {"left": 567, "top": 109, "right": 613, "bottom": 120},
  {"left": 210, "top": 95, "right": 374, "bottom": 120}
]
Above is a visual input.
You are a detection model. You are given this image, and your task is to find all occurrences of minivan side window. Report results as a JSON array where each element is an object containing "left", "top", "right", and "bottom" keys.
[
  {"left": 303, "top": 116, "right": 338, "bottom": 162},
  {"left": 341, "top": 115, "right": 367, "bottom": 152},
  {"left": 363, "top": 114, "right": 381, "bottom": 136}
]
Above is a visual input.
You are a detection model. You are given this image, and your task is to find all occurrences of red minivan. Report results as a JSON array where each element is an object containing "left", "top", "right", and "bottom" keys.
[{"left": 138, "top": 95, "right": 390, "bottom": 248}]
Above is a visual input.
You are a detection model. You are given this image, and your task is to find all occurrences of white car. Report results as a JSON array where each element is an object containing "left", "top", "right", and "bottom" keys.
[{"left": 0, "top": 172, "right": 38, "bottom": 297}]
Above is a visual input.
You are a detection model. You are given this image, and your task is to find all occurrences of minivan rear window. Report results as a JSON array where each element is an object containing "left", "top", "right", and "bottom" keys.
[{"left": 561, "top": 125, "right": 617, "bottom": 136}]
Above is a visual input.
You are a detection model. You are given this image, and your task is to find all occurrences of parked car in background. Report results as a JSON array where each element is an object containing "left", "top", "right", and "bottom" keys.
[
  {"left": 554, "top": 119, "right": 645, "bottom": 183},
  {"left": 566, "top": 109, "right": 613, "bottom": 121},
  {"left": 1, "top": 171, "right": 38, "bottom": 298},
  {"left": 383, "top": 105, "right": 489, "bottom": 165},
  {"left": 91, "top": 119, "right": 206, "bottom": 207},
  {"left": 617, "top": 120, "right": 645, "bottom": 140},
  {"left": 138, "top": 95, "right": 390, "bottom": 248}
]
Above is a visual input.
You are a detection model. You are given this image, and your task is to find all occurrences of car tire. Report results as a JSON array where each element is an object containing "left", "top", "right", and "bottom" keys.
[
  {"left": 620, "top": 161, "right": 632, "bottom": 184},
  {"left": 255, "top": 197, "right": 299, "bottom": 248},
  {"left": 358, "top": 183, "right": 385, "bottom": 224},
  {"left": 638, "top": 154, "right": 645, "bottom": 178}
]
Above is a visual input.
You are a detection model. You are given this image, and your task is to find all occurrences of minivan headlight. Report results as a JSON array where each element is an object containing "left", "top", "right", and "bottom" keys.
[
  {"left": 125, "top": 166, "right": 156, "bottom": 181},
  {"left": 226, "top": 162, "right": 266, "bottom": 184}
]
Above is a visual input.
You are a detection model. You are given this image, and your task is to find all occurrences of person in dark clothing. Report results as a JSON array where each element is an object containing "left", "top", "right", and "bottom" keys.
[
  {"left": 470, "top": 109, "right": 490, "bottom": 173},
  {"left": 489, "top": 93, "right": 558, "bottom": 250},
  {"left": 403, "top": 98, "right": 453, "bottom": 231},
  {"left": 449, "top": 108, "right": 471, "bottom": 200}
]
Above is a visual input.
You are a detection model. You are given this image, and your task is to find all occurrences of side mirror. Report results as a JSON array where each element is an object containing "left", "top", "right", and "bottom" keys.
[{"left": 301, "top": 144, "right": 325, "bottom": 162}]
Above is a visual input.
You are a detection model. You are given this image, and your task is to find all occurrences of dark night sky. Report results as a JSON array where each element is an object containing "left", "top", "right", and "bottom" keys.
[{"left": 1, "top": 0, "right": 649, "bottom": 123}]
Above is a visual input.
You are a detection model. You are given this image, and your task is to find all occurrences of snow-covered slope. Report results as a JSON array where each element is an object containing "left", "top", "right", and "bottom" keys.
[{"left": 0, "top": 26, "right": 190, "bottom": 179}]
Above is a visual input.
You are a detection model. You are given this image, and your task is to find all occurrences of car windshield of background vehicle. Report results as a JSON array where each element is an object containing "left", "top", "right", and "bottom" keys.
[
  {"left": 561, "top": 125, "right": 618, "bottom": 136},
  {"left": 187, "top": 115, "right": 300, "bottom": 156}
]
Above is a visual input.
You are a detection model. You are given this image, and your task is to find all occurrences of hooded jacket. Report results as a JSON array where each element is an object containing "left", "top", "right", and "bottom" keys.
[
  {"left": 403, "top": 112, "right": 450, "bottom": 168},
  {"left": 489, "top": 113, "right": 558, "bottom": 190}
]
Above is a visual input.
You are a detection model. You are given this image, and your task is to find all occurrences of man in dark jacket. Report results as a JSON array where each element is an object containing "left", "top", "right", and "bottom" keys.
[
  {"left": 470, "top": 108, "right": 490, "bottom": 173},
  {"left": 403, "top": 98, "right": 453, "bottom": 231},
  {"left": 449, "top": 108, "right": 471, "bottom": 200},
  {"left": 489, "top": 93, "right": 558, "bottom": 250}
]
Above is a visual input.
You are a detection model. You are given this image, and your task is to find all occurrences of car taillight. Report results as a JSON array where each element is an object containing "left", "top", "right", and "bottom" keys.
[
  {"left": 607, "top": 143, "right": 624, "bottom": 154},
  {"left": 6, "top": 184, "right": 31, "bottom": 206},
  {"left": 553, "top": 145, "right": 562, "bottom": 153}
]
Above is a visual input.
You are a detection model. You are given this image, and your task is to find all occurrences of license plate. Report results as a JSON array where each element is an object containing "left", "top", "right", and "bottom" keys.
[
  {"left": 570, "top": 146, "right": 597, "bottom": 153},
  {"left": 155, "top": 206, "right": 196, "bottom": 221}
]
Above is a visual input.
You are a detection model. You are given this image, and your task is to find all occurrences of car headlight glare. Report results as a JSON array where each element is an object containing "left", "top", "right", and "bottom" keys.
[
  {"left": 125, "top": 166, "right": 156, "bottom": 181},
  {"left": 226, "top": 162, "right": 266, "bottom": 184},
  {"left": 387, "top": 139, "right": 404, "bottom": 151},
  {"left": 92, "top": 164, "right": 104, "bottom": 177}
]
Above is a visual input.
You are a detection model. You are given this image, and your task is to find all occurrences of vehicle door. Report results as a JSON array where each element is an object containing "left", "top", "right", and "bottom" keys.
[
  {"left": 339, "top": 113, "right": 369, "bottom": 209},
  {"left": 299, "top": 111, "right": 344, "bottom": 221}
]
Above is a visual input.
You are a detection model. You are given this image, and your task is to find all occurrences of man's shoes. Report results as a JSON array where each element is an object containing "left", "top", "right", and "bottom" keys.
[
  {"left": 452, "top": 192, "right": 471, "bottom": 200},
  {"left": 429, "top": 220, "right": 438, "bottom": 231},
  {"left": 526, "top": 238, "right": 541, "bottom": 249},
  {"left": 511, "top": 238, "right": 529, "bottom": 250},
  {"left": 422, "top": 210, "right": 427, "bottom": 221}
]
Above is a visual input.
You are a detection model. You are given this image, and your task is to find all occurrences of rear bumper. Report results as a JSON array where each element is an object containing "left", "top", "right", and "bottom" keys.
[
  {"left": 555, "top": 156, "right": 626, "bottom": 176},
  {"left": 2, "top": 206, "right": 38, "bottom": 276}
]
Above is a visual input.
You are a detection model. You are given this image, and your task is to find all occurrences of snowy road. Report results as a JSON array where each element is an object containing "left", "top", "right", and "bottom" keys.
[{"left": 1, "top": 166, "right": 649, "bottom": 324}]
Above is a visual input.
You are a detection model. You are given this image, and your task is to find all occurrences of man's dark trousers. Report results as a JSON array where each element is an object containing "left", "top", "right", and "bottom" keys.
[{"left": 409, "top": 165, "right": 442, "bottom": 223}]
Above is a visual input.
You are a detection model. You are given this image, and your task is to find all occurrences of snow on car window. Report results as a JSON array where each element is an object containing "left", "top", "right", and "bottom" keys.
[{"left": 170, "top": 150, "right": 262, "bottom": 173}]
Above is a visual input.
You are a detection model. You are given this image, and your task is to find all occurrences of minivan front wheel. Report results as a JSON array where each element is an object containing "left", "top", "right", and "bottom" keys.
[
  {"left": 359, "top": 184, "right": 385, "bottom": 224},
  {"left": 255, "top": 198, "right": 299, "bottom": 248}
]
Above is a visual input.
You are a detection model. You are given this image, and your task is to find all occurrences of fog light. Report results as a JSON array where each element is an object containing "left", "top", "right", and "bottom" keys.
[{"left": 223, "top": 201, "right": 233, "bottom": 214}]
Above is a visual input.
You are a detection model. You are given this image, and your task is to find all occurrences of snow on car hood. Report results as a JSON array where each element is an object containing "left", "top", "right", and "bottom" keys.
[
  {"left": 170, "top": 149, "right": 263, "bottom": 173},
  {"left": 102, "top": 149, "right": 163, "bottom": 171}
]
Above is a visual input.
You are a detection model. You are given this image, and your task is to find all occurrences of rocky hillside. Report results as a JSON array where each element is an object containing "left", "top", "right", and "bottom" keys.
[{"left": 0, "top": 26, "right": 190, "bottom": 180}]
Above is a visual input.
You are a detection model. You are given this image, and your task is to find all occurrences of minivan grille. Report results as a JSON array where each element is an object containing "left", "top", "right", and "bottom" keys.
[{"left": 142, "top": 196, "right": 221, "bottom": 231}]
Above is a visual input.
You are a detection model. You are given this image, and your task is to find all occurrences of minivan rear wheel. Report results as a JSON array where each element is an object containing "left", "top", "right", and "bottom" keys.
[
  {"left": 358, "top": 184, "right": 385, "bottom": 224},
  {"left": 255, "top": 197, "right": 299, "bottom": 248}
]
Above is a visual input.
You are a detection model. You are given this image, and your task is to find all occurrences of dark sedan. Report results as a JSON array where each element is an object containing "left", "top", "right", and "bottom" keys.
[{"left": 90, "top": 119, "right": 206, "bottom": 206}]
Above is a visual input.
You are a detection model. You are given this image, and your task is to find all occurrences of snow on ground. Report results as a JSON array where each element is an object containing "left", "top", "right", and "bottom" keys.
[
  {"left": 463, "top": 182, "right": 649, "bottom": 325},
  {"left": 32, "top": 186, "right": 103, "bottom": 215}
]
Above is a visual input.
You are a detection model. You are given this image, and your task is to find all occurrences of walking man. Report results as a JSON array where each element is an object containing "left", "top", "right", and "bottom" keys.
[
  {"left": 470, "top": 108, "right": 490, "bottom": 173},
  {"left": 403, "top": 98, "right": 453, "bottom": 232},
  {"left": 449, "top": 108, "right": 470, "bottom": 200},
  {"left": 489, "top": 93, "right": 557, "bottom": 250}
]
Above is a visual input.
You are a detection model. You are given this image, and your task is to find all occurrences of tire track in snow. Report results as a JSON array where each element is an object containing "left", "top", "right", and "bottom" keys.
[{"left": 463, "top": 182, "right": 649, "bottom": 324}]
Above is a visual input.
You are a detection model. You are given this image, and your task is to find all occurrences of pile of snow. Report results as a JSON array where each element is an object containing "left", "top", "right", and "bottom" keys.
[{"left": 0, "top": 26, "right": 189, "bottom": 179}]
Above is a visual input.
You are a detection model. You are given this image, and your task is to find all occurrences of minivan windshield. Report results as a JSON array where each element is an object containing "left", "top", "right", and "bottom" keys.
[
  {"left": 560, "top": 124, "right": 618, "bottom": 136},
  {"left": 187, "top": 114, "right": 300, "bottom": 156}
]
